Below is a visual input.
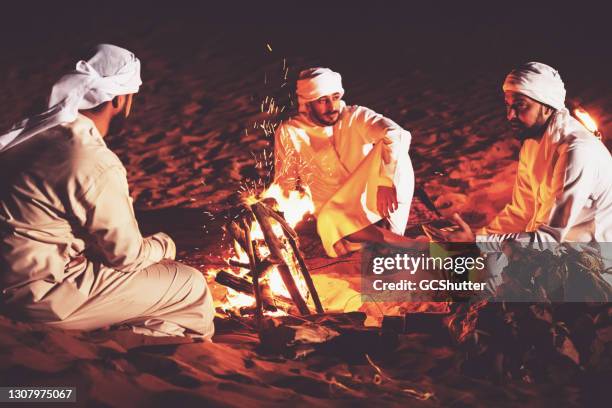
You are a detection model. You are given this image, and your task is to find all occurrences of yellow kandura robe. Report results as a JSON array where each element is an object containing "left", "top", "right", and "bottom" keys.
[
  {"left": 477, "top": 113, "right": 612, "bottom": 251},
  {"left": 274, "top": 103, "right": 414, "bottom": 257}
]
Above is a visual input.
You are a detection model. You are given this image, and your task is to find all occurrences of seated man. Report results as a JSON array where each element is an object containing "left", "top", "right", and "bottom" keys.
[
  {"left": 0, "top": 44, "right": 214, "bottom": 339},
  {"left": 274, "top": 67, "right": 415, "bottom": 257},
  {"left": 429, "top": 62, "right": 612, "bottom": 250}
]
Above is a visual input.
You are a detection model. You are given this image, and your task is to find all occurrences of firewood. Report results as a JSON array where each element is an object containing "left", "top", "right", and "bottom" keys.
[
  {"left": 228, "top": 259, "right": 250, "bottom": 269},
  {"left": 251, "top": 202, "right": 310, "bottom": 315},
  {"left": 262, "top": 204, "right": 323, "bottom": 313},
  {"left": 215, "top": 270, "right": 253, "bottom": 293},
  {"left": 285, "top": 227, "right": 324, "bottom": 314},
  {"left": 215, "top": 270, "right": 292, "bottom": 312},
  {"left": 241, "top": 213, "right": 263, "bottom": 324},
  {"left": 225, "top": 221, "right": 249, "bottom": 254}
]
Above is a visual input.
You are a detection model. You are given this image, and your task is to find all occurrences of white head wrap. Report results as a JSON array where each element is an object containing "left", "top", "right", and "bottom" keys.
[
  {"left": 296, "top": 67, "right": 344, "bottom": 113},
  {"left": 0, "top": 44, "right": 141, "bottom": 153},
  {"left": 502, "top": 62, "right": 566, "bottom": 110},
  {"left": 503, "top": 62, "right": 579, "bottom": 149}
]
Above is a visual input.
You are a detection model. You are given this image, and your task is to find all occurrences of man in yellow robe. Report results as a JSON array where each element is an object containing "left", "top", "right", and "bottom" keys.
[
  {"left": 428, "top": 62, "right": 612, "bottom": 252},
  {"left": 274, "top": 67, "right": 415, "bottom": 257}
]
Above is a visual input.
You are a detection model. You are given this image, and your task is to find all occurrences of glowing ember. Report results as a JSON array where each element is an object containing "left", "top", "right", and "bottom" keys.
[
  {"left": 224, "top": 288, "right": 257, "bottom": 309},
  {"left": 574, "top": 108, "right": 599, "bottom": 134}
]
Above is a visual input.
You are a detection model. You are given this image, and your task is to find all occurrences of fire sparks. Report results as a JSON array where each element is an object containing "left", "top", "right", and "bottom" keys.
[
  {"left": 215, "top": 54, "right": 318, "bottom": 318},
  {"left": 574, "top": 108, "right": 600, "bottom": 135}
]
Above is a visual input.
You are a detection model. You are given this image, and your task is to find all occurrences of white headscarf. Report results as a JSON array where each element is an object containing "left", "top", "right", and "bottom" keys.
[
  {"left": 503, "top": 61, "right": 572, "bottom": 147},
  {"left": 0, "top": 44, "right": 141, "bottom": 153},
  {"left": 296, "top": 67, "right": 344, "bottom": 113},
  {"left": 502, "top": 62, "right": 566, "bottom": 110}
]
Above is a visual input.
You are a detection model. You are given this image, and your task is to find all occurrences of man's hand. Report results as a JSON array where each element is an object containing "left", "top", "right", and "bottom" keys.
[
  {"left": 377, "top": 185, "right": 398, "bottom": 218},
  {"left": 422, "top": 213, "right": 475, "bottom": 242}
]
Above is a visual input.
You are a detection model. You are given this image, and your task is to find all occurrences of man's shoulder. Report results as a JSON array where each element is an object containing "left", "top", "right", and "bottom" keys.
[
  {"left": 0, "top": 118, "right": 125, "bottom": 202},
  {"left": 555, "top": 120, "right": 611, "bottom": 172},
  {"left": 352, "top": 103, "right": 385, "bottom": 113},
  {"left": 279, "top": 114, "right": 310, "bottom": 130},
  {"left": 561, "top": 118, "right": 608, "bottom": 156},
  {"left": 339, "top": 104, "right": 375, "bottom": 120},
  {"left": 64, "top": 116, "right": 123, "bottom": 171},
  {"left": 275, "top": 115, "right": 313, "bottom": 141},
  {"left": 2, "top": 117, "right": 122, "bottom": 174},
  {"left": 46, "top": 118, "right": 125, "bottom": 190},
  {"left": 345, "top": 104, "right": 372, "bottom": 113},
  {"left": 343, "top": 104, "right": 406, "bottom": 132}
]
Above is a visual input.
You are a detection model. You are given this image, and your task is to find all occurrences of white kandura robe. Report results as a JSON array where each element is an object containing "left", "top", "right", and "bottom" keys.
[
  {"left": 274, "top": 103, "right": 414, "bottom": 257},
  {"left": 477, "top": 114, "right": 612, "bottom": 252},
  {"left": 0, "top": 114, "right": 214, "bottom": 338}
]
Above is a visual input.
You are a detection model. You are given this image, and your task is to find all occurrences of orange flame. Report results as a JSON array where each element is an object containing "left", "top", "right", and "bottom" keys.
[
  {"left": 218, "top": 183, "right": 315, "bottom": 314},
  {"left": 574, "top": 108, "right": 599, "bottom": 134},
  {"left": 246, "top": 184, "right": 315, "bottom": 228}
]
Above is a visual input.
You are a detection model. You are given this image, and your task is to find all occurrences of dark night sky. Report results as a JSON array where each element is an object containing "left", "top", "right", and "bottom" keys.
[
  {"left": 2, "top": 1, "right": 610, "bottom": 67},
  {"left": 1, "top": 1, "right": 610, "bottom": 123}
]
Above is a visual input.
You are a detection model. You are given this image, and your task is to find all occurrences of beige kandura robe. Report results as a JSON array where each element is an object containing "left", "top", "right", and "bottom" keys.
[
  {"left": 274, "top": 103, "right": 414, "bottom": 257},
  {"left": 0, "top": 114, "right": 214, "bottom": 338}
]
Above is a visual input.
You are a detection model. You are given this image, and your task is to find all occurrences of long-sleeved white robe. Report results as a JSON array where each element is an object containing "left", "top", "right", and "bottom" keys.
[
  {"left": 274, "top": 103, "right": 414, "bottom": 257},
  {"left": 477, "top": 114, "right": 612, "bottom": 252},
  {"left": 0, "top": 114, "right": 214, "bottom": 338}
]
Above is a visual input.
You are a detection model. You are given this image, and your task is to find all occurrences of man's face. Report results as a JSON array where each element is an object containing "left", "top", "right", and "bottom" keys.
[
  {"left": 504, "top": 91, "right": 552, "bottom": 140},
  {"left": 308, "top": 92, "right": 342, "bottom": 126},
  {"left": 108, "top": 94, "right": 134, "bottom": 135}
]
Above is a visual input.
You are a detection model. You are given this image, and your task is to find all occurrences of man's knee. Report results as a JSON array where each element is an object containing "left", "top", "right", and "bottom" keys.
[
  {"left": 173, "top": 263, "right": 211, "bottom": 306},
  {"left": 316, "top": 207, "right": 335, "bottom": 233},
  {"left": 173, "top": 262, "right": 215, "bottom": 334}
]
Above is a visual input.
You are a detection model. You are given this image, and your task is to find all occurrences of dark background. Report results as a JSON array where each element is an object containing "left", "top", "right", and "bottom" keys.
[
  {"left": 2, "top": 1, "right": 610, "bottom": 97},
  {"left": 1, "top": 1, "right": 610, "bottom": 212}
]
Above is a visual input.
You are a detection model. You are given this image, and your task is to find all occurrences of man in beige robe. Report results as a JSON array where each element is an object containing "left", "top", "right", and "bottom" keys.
[
  {"left": 0, "top": 44, "right": 214, "bottom": 338},
  {"left": 274, "top": 67, "right": 415, "bottom": 257}
]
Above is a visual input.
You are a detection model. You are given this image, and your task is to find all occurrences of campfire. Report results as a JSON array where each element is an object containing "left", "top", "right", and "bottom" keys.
[{"left": 214, "top": 184, "right": 323, "bottom": 326}]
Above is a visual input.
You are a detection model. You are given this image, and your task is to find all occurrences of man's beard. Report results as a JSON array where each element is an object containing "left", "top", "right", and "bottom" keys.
[
  {"left": 510, "top": 107, "right": 550, "bottom": 141},
  {"left": 312, "top": 110, "right": 340, "bottom": 126},
  {"left": 510, "top": 120, "right": 547, "bottom": 141},
  {"left": 108, "top": 112, "right": 127, "bottom": 136}
]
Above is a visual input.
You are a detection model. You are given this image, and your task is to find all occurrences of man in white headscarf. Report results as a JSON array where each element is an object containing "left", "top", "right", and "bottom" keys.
[
  {"left": 0, "top": 44, "right": 214, "bottom": 339},
  {"left": 274, "top": 67, "right": 416, "bottom": 257},
  {"left": 428, "top": 62, "right": 612, "bottom": 251}
]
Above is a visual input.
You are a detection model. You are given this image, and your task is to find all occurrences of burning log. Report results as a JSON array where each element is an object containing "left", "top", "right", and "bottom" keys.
[
  {"left": 266, "top": 208, "right": 324, "bottom": 313},
  {"left": 240, "top": 210, "right": 264, "bottom": 324},
  {"left": 215, "top": 270, "right": 293, "bottom": 314},
  {"left": 225, "top": 220, "right": 249, "bottom": 254},
  {"left": 217, "top": 197, "right": 324, "bottom": 329},
  {"left": 228, "top": 259, "right": 251, "bottom": 269},
  {"left": 215, "top": 270, "right": 253, "bottom": 294},
  {"left": 251, "top": 201, "right": 311, "bottom": 315}
]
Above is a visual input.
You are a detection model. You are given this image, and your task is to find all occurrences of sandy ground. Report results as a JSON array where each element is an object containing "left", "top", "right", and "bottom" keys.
[{"left": 0, "top": 3, "right": 611, "bottom": 407}]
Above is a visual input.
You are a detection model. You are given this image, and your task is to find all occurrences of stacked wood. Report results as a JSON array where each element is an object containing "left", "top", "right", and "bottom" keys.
[{"left": 219, "top": 199, "right": 324, "bottom": 329}]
